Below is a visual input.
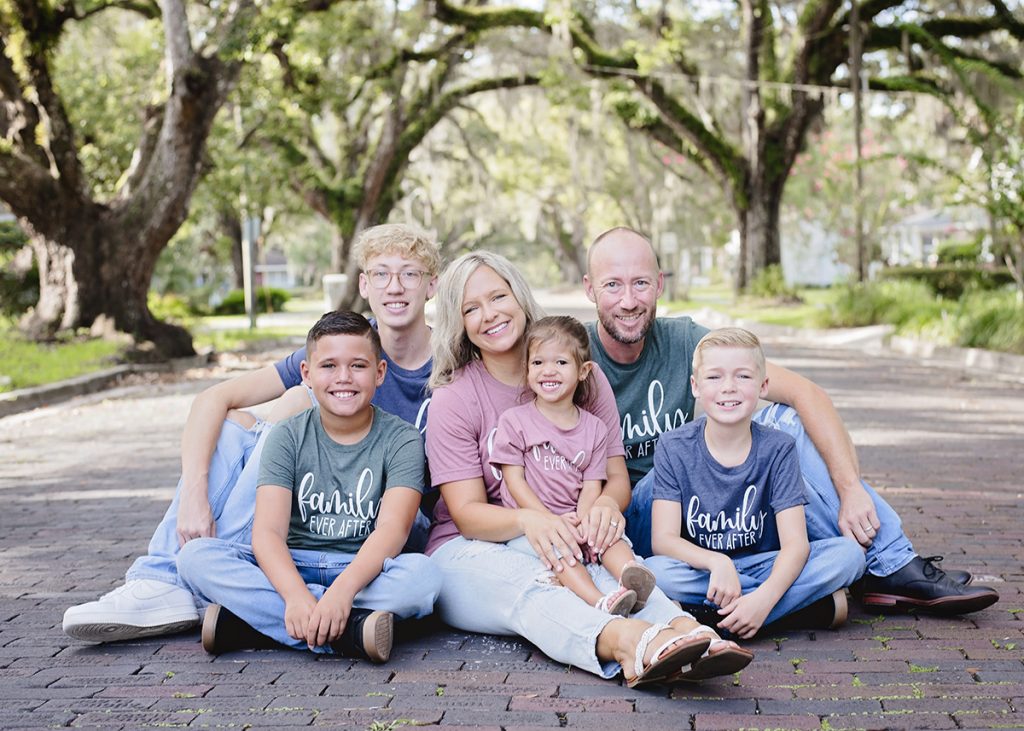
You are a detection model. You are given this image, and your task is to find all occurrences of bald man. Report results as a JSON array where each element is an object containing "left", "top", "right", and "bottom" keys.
[{"left": 582, "top": 226, "right": 997, "bottom": 617}]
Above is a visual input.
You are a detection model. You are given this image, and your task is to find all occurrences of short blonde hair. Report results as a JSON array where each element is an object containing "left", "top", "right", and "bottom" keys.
[
  {"left": 692, "top": 327, "right": 766, "bottom": 378},
  {"left": 352, "top": 223, "right": 441, "bottom": 274},
  {"left": 429, "top": 251, "right": 545, "bottom": 389}
]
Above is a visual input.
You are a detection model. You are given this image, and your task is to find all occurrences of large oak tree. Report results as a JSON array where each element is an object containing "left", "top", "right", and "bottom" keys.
[{"left": 436, "top": 0, "right": 1023, "bottom": 289}]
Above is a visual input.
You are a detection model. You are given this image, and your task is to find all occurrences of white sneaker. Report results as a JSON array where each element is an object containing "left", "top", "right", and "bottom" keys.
[{"left": 63, "top": 579, "right": 199, "bottom": 643}]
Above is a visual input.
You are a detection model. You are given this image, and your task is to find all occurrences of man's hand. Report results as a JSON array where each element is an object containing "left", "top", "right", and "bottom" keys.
[
  {"left": 176, "top": 483, "right": 216, "bottom": 546},
  {"left": 837, "top": 482, "right": 880, "bottom": 548}
]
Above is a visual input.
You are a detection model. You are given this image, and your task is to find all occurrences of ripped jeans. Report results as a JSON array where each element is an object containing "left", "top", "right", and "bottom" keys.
[
  {"left": 430, "top": 535, "right": 695, "bottom": 679},
  {"left": 624, "top": 404, "right": 916, "bottom": 578}
]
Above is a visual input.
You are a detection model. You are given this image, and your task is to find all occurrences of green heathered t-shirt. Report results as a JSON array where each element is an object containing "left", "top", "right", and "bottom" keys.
[
  {"left": 586, "top": 316, "right": 710, "bottom": 485},
  {"left": 257, "top": 406, "right": 425, "bottom": 552}
]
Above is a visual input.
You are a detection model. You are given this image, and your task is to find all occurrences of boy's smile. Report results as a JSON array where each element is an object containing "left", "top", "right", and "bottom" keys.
[
  {"left": 301, "top": 334, "right": 386, "bottom": 422},
  {"left": 691, "top": 346, "right": 768, "bottom": 426},
  {"left": 359, "top": 253, "right": 437, "bottom": 332}
]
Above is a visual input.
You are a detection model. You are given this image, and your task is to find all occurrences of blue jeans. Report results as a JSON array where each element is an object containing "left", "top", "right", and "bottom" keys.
[
  {"left": 431, "top": 535, "right": 695, "bottom": 679},
  {"left": 126, "top": 418, "right": 432, "bottom": 590},
  {"left": 626, "top": 404, "right": 916, "bottom": 578},
  {"left": 645, "top": 536, "right": 866, "bottom": 625},
  {"left": 177, "top": 537, "right": 442, "bottom": 653}
]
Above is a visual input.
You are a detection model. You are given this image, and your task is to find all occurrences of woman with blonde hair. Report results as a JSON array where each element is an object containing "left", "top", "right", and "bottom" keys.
[{"left": 423, "top": 251, "right": 753, "bottom": 687}]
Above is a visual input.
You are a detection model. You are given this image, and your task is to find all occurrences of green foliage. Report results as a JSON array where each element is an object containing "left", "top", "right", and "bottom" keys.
[
  {"left": 936, "top": 238, "right": 983, "bottom": 264},
  {"left": 0, "top": 329, "right": 124, "bottom": 393},
  {"left": 817, "top": 280, "right": 1024, "bottom": 354},
  {"left": 816, "top": 279, "right": 944, "bottom": 331},
  {"left": 878, "top": 265, "right": 1015, "bottom": 299},
  {"left": 747, "top": 264, "right": 801, "bottom": 301},
  {"left": 0, "top": 221, "right": 37, "bottom": 318},
  {"left": 954, "top": 290, "right": 1024, "bottom": 354},
  {"left": 147, "top": 292, "right": 199, "bottom": 324},
  {"left": 213, "top": 287, "right": 290, "bottom": 316}
]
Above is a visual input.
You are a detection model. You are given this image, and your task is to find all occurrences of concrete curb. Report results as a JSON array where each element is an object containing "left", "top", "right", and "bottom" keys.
[{"left": 0, "top": 354, "right": 211, "bottom": 419}]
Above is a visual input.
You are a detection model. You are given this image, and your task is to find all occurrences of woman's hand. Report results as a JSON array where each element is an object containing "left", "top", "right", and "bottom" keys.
[
  {"left": 518, "top": 508, "right": 584, "bottom": 572},
  {"left": 580, "top": 497, "right": 626, "bottom": 555}
]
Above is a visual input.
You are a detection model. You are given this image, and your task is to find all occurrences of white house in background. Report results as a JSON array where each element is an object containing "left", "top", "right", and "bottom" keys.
[
  {"left": 881, "top": 207, "right": 989, "bottom": 266},
  {"left": 254, "top": 246, "right": 297, "bottom": 289},
  {"left": 780, "top": 218, "right": 851, "bottom": 287}
]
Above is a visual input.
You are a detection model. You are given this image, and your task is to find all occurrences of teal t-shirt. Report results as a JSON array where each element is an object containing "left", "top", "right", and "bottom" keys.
[
  {"left": 587, "top": 316, "right": 710, "bottom": 485},
  {"left": 257, "top": 407, "right": 425, "bottom": 552}
]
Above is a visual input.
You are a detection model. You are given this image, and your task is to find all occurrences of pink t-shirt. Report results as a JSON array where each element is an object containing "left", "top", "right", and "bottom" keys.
[
  {"left": 424, "top": 359, "right": 625, "bottom": 555},
  {"left": 490, "top": 402, "right": 610, "bottom": 515}
]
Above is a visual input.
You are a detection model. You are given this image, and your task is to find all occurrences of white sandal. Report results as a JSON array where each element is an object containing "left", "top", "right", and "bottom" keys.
[
  {"left": 594, "top": 586, "right": 637, "bottom": 616},
  {"left": 624, "top": 623, "right": 711, "bottom": 688}
]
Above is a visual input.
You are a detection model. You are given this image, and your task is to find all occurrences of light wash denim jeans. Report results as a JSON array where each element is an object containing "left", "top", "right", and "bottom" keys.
[
  {"left": 126, "top": 417, "right": 432, "bottom": 591},
  {"left": 625, "top": 404, "right": 916, "bottom": 578},
  {"left": 431, "top": 535, "right": 697, "bottom": 679},
  {"left": 177, "top": 537, "right": 442, "bottom": 653},
  {"left": 645, "top": 536, "right": 866, "bottom": 626}
]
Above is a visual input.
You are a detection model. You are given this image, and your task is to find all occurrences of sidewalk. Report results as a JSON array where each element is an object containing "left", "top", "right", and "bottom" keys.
[{"left": 1, "top": 335, "right": 1022, "bottom": 729}]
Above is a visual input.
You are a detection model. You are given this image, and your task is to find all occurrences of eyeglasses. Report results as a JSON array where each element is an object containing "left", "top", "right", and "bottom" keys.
[{"left": 365, "top": 269, "right": 428, "bottom": 289}]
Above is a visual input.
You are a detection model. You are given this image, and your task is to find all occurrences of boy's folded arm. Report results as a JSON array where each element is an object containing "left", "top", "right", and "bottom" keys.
[
  {"left": 751, "top": 505, "right": 811, "bottom": 608},
  {"left": 650, "top": 498, "right": 726, "bottom": 570},
  {"left": 323, "top": 486, "right": 422, "bottom": 605},
  {"left": 253, "top": 484, "right": 315, "bottom": 604}
]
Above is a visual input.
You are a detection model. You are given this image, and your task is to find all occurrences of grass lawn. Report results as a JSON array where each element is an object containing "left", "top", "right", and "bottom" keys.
[
  {"left": 666, "top": 285, "right": 839, "bottom": 328},
  {"left": 0, "top": 330, "right": 124, "bottom": 393}
]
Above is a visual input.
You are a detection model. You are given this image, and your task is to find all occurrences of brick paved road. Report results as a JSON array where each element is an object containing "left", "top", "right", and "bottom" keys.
[{"left": 1, "top": 340, "right": 1022, "bottom": 730}]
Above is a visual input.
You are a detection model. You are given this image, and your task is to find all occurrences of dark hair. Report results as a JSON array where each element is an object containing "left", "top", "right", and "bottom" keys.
[
  {"left": 306, "top": 310, "right": 382, "bottom": 360},
  {"left": 525, "top": 315, "right": 595, "bottom": 409}
]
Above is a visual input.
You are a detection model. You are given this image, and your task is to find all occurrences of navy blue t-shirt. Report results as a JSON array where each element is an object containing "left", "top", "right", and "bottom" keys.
[
  {"left": 652, "top": 420, "right": 806, "bottom": 557},
  {"left": 273, "top": 322, "right": 431, "bottom": 433}
]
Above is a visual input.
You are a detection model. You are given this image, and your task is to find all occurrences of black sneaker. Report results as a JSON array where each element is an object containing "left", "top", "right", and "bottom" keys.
[
  {"left": 859, "top": 556, "right": 998, "bottom": 615},
  {"left": 330, "top": 608, "right": 393, "bottom": 663},
  {"left": 201, "top": 604, "right": 281, "bottom": 654},
  {"left": 759, "top": 589, "right": 847, "bottom": 635}
]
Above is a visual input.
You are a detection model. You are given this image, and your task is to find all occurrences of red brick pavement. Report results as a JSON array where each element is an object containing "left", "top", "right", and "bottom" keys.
[{"left": 0, "top": 340, "right": 1021, "bottom": 730}]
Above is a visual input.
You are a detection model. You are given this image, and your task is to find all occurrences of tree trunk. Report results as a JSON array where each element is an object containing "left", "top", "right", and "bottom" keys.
[
  {"left": 19, "top": 204, "right": 195, "bottom": 357},
  {"left": 734, "top": 176, "right": 784, "bottom": 291}
]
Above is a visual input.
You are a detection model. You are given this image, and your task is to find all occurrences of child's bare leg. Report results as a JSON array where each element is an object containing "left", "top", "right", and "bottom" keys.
[
  {"left": 555, "top": 562, "right": 604, "bottom": 605},
  {"left": 598, "top": 541, "right": 638, "bottom": 580},
  {"left": 600, "top": 541, "right": 656, "bottom": 610}
]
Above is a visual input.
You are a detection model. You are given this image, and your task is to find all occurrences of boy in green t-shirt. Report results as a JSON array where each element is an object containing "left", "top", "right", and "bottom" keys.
[{"left": 177, "top": 311, "right": 441, "bottom": 660}]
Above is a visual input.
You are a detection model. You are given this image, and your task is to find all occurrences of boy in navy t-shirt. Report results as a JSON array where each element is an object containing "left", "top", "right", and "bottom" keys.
[{"left": 646, "top": 328, "right": 865, "bottom": 638}]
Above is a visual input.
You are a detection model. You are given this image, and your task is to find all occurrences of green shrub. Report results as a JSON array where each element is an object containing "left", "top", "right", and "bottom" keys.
[
  {"left": 0, "top": 221, "right": 37, "bottom": 318},
  {"left": 878, "top": 265, "right": 1014, "bottom": 299},
  {"left": 747, "top": 264, "right": 801, "bottom": 301},
  {"left": 816, "top": 279, "right": 943, "bottom": 331},
  {"left": 817, "top": 279, "right": 1024, "bottom": 354},
  {"left": 936, "top": 238, "right": 982, "bottom": 264},
  {"left": 213, "top": 287, "right": 290, "bottom": 315},
  {"left": 954, "top": 291, "right": 1024, "bottom": 354},
  {"left": 147, "top": 292, "right": 195, "bottom": 324}
]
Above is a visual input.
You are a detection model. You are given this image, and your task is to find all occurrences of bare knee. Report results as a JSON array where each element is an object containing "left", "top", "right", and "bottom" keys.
[{"left": 226, "top": 409, "right": 257, "bottom": 429}]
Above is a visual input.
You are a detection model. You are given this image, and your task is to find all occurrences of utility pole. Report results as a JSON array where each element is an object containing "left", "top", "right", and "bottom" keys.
[{"left": 851, "top": 0, "right": 867, "bottom": 281}]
